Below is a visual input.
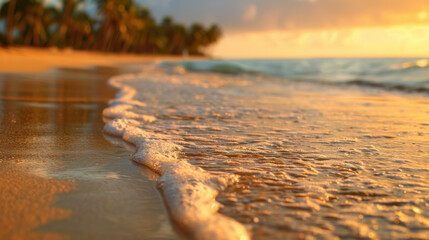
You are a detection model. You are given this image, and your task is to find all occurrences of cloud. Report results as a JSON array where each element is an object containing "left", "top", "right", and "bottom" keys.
[
  {"left": 135, "top": 0, "right": 429, "bottom": 58},
  {"left": 136, "top": 0, "right": 429, "bottom": 32},
  {"left": 212, "top": 26, "right": 429, "bottom": 58},
  {"left": 243, "top": 4, "right": 257, "bottom": 22}
]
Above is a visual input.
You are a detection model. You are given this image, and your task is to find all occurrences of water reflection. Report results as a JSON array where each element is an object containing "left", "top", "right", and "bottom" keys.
[{"left": 0, "top": 67, "right": 178, "bottom": 239}]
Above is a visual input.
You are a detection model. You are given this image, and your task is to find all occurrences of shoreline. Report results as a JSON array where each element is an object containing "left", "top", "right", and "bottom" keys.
[
  {"left": 0, "top": 47, "right": 202, "bottom": 74},
  {"left": 4, "top": 48, "right": 428, "bottom": 239},
  {"left": 0, "top": 49, "right": 183, "bottom": 239},
  {"left": 97, "top": 62, "right": 429, "bottom": 239}
]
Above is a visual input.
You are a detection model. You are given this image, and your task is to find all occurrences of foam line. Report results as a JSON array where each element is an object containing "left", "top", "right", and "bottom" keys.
[{"left": 103, "top": 74, "right": 250, "bottom": 240}]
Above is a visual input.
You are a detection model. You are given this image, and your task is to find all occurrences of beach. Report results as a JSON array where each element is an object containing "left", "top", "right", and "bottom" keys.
[
  {"left": 104, "top": 59, "right": 428, "bottom": 239},
  {"left": 0, "top": 47, "right": 184, "bottom": 74},
  {"left": 2, "top": 0, "right": 429, "bottom": 239},
  {"left": 0, "top": 48, "right": 183, "bottom": 240},
  {"left": 1, "top": 48, "right": 429, "bottom": 240}
]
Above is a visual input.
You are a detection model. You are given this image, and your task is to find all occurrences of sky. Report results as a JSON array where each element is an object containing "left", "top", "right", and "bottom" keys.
[
  {"left": 137, "top": 0, "right": 429, "bottom": 58},
  {"left": 1, "top": 0, "right": 428, "bottom": 58}
]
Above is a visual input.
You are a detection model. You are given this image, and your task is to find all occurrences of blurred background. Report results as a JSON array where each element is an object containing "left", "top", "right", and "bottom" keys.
[
  {"left": 1, "top": 0, "right": 429, "bottom": 58},
  {"left": 0, "top": 0, "right": 222, "bottom": 56}
]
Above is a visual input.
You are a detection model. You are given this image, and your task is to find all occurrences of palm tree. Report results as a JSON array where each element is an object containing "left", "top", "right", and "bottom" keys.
[
  {"left": 130, "top": 6, "right": 155, "bottom": 53},
  {"left": 186, "top": 23, "right": 205, "bottom": 55},
  {"left": 9, "top": 0, "right": 47, "bottom": 46},
  {"left": 0, "top": 0, "right": 223, "bottom": 55},
  {"left": 43, "top": 6, "right": 61, "bottom": 46},
  {"left": 5, "top": 0, "right": 17, "bottom": 46},
  {"left": 57, "top": 0, "right": 72, "bottom": 47},
  {"left": 206, "top": 24, "right": 222, "bottom": 45},
  {"left": 0, "top": 0, "right": 18, "bottom": 46},
  {"left": 68, "top": 11, "right": 94, "bottom": 49},
  {"left": 170, "top": 24, "right": 187, "bottom": 55},
  {"left": 95, "top": 0, "right": 134, "bottom": 52},
  {"left": 57, "top": 0, "right": 84, "bottom": 47},
  {"left": 160, "top": 16, "right": 187, "bottom": 54}
]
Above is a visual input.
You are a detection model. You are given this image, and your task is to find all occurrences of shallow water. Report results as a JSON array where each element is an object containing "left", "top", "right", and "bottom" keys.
[
  {"left": 179, "top": 58, "right": 429, "bottom": 93},
  {"left": 0, "top": 68, "right": 178, "bottom": 239},
  {"left": 105, "top": 62, "right": 429, "bottom": 239}
]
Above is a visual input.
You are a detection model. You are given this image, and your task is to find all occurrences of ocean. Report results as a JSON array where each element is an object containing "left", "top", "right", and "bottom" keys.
[
  {"left": 180, "top": 58, "right": 429, "bottom": 93},
  {"left": 103, "top": 58, "right": 429, "bottom": 239}
]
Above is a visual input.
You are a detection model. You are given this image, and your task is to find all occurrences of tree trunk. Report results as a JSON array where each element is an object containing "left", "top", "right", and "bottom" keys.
[
  {"left": 58, "top": 0, "right": 72, "bottom": 46},
  {"left": 73, "top": 31, "right": 83, "bottom": 49},
  {"left": 121, "top": 39, "right": 131, "bottom": 52},
  {"left": 6, "top": 0, "right": 17, "bottom": 46},
  {"left": 24, "top": 28, "right": 32, "bottom": 45},
  {"left": 32, "top": 7, "right": 43, "bottom": 46}
]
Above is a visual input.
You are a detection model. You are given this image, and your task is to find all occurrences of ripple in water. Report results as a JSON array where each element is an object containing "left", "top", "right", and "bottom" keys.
[{"left": 104, "top": 63, "right": 429, "bottom": 240}]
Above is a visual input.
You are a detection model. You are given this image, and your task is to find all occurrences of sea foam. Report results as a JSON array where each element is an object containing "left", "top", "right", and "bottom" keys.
[
  {"left": 103, "top": 74, "right": 250, "bottom": 240},
  {"left": 101, "top": 61, "right": 429, "bottom": 239}
]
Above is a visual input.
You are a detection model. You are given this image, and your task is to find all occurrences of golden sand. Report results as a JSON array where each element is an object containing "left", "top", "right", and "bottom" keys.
[{"left": 0, "top": 47, "right": 186, "bottom": 74}]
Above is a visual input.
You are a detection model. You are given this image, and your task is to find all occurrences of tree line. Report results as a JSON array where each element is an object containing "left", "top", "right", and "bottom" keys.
[{"left": 0, "top": 0, "right": 222, "bottom": 55}]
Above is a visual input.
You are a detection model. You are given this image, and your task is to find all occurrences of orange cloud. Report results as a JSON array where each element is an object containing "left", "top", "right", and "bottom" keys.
[
  {"left": 138, "top": 0, "right": 429, "bottom": 58},
  {"left": 138, "top": 0, "right": 429, "bottom": 32},
  {"left": 212, "top": 26, "right": 429, "bottom": 58},
  {"left": 235, "top": 0, "right": 429, "bottom": 32}
]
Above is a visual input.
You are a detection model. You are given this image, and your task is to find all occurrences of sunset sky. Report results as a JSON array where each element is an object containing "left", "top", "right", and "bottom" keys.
[{"left": 138, "top": 0, "right": 429, "bottom": 58}]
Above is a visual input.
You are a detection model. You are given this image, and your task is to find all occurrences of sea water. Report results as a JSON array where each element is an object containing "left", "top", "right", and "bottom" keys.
[
  {"left": 103, "top": 59, "right": 429, "bottom": 239},
  {"left": 181, "top": 58, "right": 429, "bottom": 92}
]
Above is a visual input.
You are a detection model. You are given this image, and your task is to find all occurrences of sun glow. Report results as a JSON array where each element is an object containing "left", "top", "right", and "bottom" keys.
[{"left": 213, "top": 25, "right": 429, "bottom": 58}]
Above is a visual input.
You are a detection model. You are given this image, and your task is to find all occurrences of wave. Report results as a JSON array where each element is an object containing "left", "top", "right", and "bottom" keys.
[
  {"left": 390, "top": 59, "right": 429, "bottom": 71},
  {"left": 180, "top": 61, "right": 258, "bottom": 75},
  {"left": 103, "top": 62, "right": 429, "bottom": 239},
  {"left": 103, "top": 74, "right": 250, "bottom": 240},
  {"left": 344, "top": 79, "right": 429, "bottom": 93},
  {"left": 178, "top": 59, "right": 429, "bottom": 94}
]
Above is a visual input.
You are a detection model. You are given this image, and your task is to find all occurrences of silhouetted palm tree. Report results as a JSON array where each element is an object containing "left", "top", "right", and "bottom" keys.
[
  {"left": 187, "top": 23, "right": 206, "bottom": 55},
  {"left": 130, "top": 6, "right": 155, "bottom": 53},
  {"left": 0, "top": 0, "right": 222, "bottom": 55},
  {"left": 43, "top": 6, "right": 61, "bottom": 46},
  {"left": 5, "top": 0, "right": 16, "bottom": 45},
  {"left": 58, "top": 0, "right": 83, "bottom": 47},
  {"left": 68, "top": 11, "right": 94, "bottom": 49},
  {"left": 12, "top": 0, "right": 46, "bottom": 46},
  {"left": 207, "top": 24, "right": 222, "bottom": 44},
  {"left": 1, "top": 0, "right": 19, "bottom": 46},
  {"left": 96, "top": 0, "right": 134, "bottom": 51}
]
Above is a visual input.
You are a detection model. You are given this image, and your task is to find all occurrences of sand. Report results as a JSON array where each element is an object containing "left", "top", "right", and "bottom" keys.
[
  {"left": 0, "top": 168, "right": 75, "bottom": 240},
  {"left": 0, "top": 47, "right": 189, "bottom": 74},
  {"left": 0, "top": 47, "right": 182, "bottom": 239}
]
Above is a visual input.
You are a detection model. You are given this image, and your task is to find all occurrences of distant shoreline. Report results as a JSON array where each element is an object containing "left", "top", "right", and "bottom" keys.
[{"left": 0, "top": 47, "right": 203, "bottom": 74}]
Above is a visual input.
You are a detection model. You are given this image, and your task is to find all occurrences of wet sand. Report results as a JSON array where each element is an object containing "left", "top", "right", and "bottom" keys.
[{"left": 0, "top": 57, "right": 179, "bottom": 239}]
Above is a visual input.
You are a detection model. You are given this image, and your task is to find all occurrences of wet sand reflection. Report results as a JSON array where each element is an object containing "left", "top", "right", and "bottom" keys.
[{"left": 0, "top": 67, "right": 178, "bottom": 239}]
